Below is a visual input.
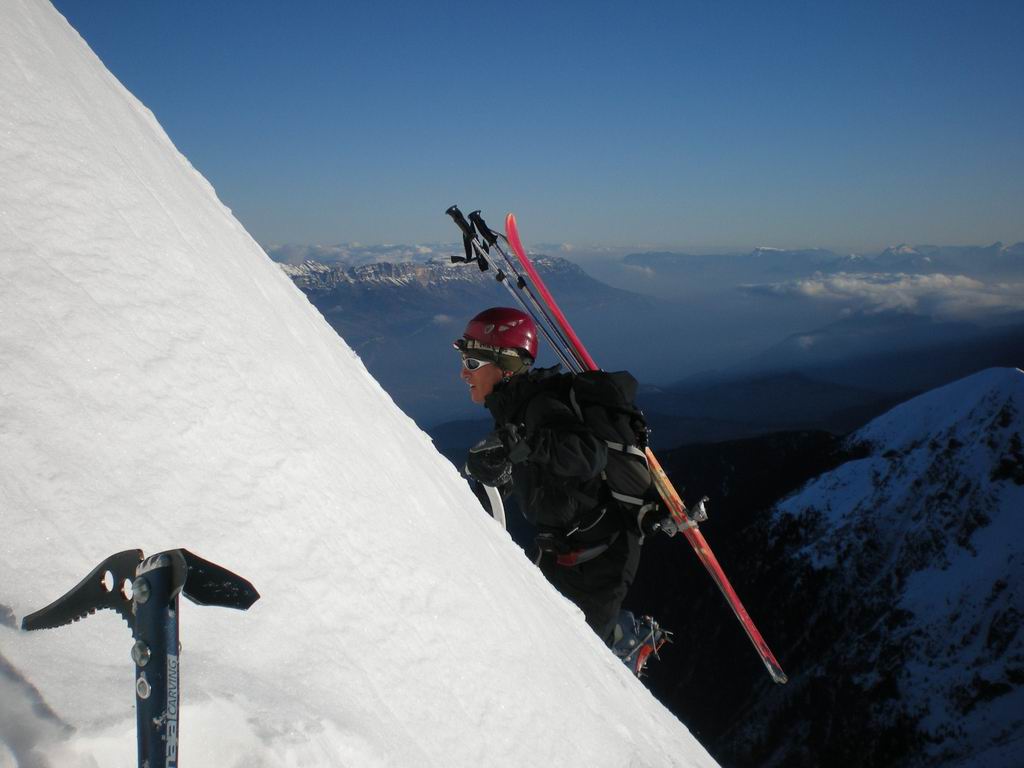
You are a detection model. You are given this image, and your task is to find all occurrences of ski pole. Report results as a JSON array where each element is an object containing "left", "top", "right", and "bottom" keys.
[
  {"left": 446, "top": 206, "right": 577, "bottom": 371},
  {"left": 460, "top": 207, "right": 584, "bottom": 372},
  {"left": 467, "top": 210, "right": 586, "bottom": 372}
]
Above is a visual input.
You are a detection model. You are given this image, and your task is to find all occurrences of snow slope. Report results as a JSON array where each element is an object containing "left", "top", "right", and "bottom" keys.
[{"left": 0, "top": 1, "right": 716, "bottom": 766}]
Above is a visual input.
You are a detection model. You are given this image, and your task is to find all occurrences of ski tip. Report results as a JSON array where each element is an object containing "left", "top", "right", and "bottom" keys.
[{"left": 505, "top": 213, "right": 525, "bottom": 254}]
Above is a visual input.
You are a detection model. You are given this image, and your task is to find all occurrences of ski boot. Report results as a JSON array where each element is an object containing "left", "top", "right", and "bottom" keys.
[{"left": 611, "top": 610, "right": 671, "bottom": 676}]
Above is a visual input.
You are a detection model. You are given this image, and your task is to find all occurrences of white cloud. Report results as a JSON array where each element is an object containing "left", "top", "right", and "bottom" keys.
[
  {"left": 623, "top": 264, "right": 657, "bottom": 278},
  {"left": 743, "top": 272, "right": 1024, "bottom": 318}
]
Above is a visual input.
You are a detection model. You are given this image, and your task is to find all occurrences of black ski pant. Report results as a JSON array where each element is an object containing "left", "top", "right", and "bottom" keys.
[{"left": 539, "top": 531, "right": 641, "bottom": 645}]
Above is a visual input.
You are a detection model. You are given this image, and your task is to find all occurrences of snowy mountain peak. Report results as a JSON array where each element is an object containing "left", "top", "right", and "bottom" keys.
[
  {"left": 886, "top": 243, "right": 921, "bottom": 255},
  {"left": 755, "top": 367, "right": 1024, "bottom": 766},
  {"left": 280, "top": 255, "right": 586, "bottom": 293},
  {"left": 280, "top": 257, "right": 475, "bottom": 290},
  {"left": 853, "top": 367, "right": 1024, "bottom": 453}
]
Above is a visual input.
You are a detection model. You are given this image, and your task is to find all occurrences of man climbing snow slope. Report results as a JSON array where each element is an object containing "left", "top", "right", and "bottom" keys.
[{"left": 455, "top": 307, "right": 667, "bottom": 674}]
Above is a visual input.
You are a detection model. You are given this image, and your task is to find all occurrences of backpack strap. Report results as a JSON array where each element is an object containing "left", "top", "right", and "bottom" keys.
[
  {"left": 607, "top": 486, "right": 649, "bottom": 508},
  {"left": 570, "top": 387, "right": 648, "bottom": 459},
  {"left": 568, "top": 379, "right": 658, "bottom": 536},
  {"left": 567, "top": 385, "right": 586, "bottom": 423},
  {"left": 604, "top": 441, "right": 648, "bottom": 459}
]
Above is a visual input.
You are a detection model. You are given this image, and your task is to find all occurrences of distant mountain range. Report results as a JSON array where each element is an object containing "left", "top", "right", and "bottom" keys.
[
  {"left": 277, "top": 241, "right": 1024, "bottom": 431},
  {"left": 280, "top": 254, "right": 625, "bottom": 297},
  {"left": 271, "top": 241, "right": 1024, "bottom": 276},
  {"left": 635, "top": 368, "right": 1024, "bottom": 767},
  {"left": 622, "top": 241, "right": 1024, "bottom": 280},
  {"left": 279, "top": 256, "right": 654, "bottom": 424}
]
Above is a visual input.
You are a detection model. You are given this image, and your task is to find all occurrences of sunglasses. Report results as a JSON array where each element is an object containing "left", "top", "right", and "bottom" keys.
[{"left": 461, "top": 356, "right": 493, "bottom": 371}]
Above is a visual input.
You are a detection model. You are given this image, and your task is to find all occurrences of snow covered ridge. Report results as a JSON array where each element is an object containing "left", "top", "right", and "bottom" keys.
[
  {"left": 280, "top": 255, "right": 586, "bottom": 291},
  {"left": 853, "top": 367, "right": 1024, "bottom": 454},
  {"left": 0, "top": 1, "right": 715, "bottom": 766},
  {"left": 747, "top": 368, "right": 1024, "bottom": 767},
  {"left": 267, "top": 242, "right": 448, "bottom": 267}
]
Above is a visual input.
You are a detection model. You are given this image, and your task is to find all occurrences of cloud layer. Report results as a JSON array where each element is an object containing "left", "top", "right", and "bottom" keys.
[{"left": 744, "top": 272, "right": 1024, "bottom": 318}]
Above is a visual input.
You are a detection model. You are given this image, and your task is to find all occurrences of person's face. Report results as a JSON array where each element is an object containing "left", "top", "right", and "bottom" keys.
[{"left": 460, "top": 357, "right": 504, "bottom": 405}]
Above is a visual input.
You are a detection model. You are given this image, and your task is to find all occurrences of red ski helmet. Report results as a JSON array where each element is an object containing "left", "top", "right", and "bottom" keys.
[{"left": 455, "top": 307, "right": 538, "bottom": 365}]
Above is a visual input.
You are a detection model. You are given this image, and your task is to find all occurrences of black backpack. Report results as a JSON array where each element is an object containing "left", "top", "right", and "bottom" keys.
[{"left": 565, "top": 370, "right": 660, "bottom": 533}]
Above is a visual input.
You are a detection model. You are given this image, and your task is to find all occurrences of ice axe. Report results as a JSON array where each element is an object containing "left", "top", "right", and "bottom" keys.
[{"left": 21, "top": 548, "right": 259, "bottom": 767}]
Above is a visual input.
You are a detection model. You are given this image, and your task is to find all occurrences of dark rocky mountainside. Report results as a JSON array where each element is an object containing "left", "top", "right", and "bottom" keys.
[{"left": 633, "top": 368, "right": 1024, "bottom": 767}]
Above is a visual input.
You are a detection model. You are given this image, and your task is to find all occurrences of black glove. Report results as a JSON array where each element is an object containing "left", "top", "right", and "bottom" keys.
[
  {"left": 464, "top": 432, "right": 512, "bottom": 488},
  {"left": 502, "top": 423, "right": 533, "bottom": 463}
]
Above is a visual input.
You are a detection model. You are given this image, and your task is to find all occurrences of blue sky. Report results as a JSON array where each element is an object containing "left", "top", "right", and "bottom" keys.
[{"left": 53, "top": 0, "right": 1023, "bottom": 253}]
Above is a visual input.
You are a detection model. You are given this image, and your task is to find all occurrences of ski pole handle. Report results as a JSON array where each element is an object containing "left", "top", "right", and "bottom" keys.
[
  {"left": 446, "top": 206, "right": 477, "bottom": 264},
  {"left": 445, "top": 205, "right": 474, "bottom": 238},
  {"left": 447, "top": 205, "right": 491, "bottom": 269},
  {"left": 468, "top": 210, "right": 499, "bottom": 246}
]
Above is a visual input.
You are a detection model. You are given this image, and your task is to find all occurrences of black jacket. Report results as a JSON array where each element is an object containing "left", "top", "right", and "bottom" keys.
[{"left": 484, "top": 367, "right": 619, "bottom": 541}]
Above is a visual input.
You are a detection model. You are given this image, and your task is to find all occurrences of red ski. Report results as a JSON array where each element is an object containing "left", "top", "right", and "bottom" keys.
[
  {"left": 504, "top": 212, "right": 788, "bottom": 685},
  {"left": 505, "top": 214, "right": 599, "bottom": 372}
]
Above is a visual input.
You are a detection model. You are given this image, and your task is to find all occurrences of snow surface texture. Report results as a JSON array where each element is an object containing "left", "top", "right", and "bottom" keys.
[
  {"left": 0, "top": 2, "right": 716, "bottom": 766},
  {"left": 778, "top": 368, "right": 1024, "bottom": 766}
]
